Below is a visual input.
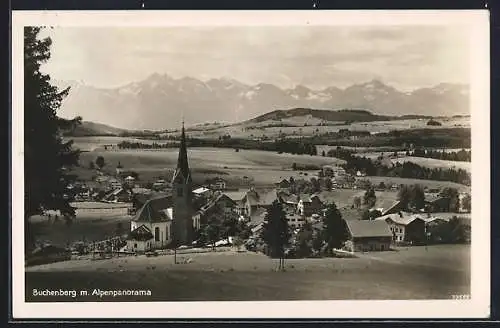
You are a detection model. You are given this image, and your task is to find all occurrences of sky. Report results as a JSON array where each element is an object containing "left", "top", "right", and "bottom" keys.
[{"left": 40, "top": 25, "right": 470, "bottom": 92}]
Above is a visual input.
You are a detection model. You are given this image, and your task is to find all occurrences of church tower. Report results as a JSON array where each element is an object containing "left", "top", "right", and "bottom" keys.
[{"left": 171, "top": 122, "right": 193, "bottom": 245}]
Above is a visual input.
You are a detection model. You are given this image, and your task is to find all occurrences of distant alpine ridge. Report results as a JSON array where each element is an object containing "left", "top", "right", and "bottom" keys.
[{"left": 56, "top": 74, "right": 469, "bottom": 130}]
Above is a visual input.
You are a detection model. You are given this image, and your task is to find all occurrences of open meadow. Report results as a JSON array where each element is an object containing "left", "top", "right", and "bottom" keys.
[
  {"left": 26, "top": 244, "right": 470, "bottom": 301},
  {"left": 75, "top": 146, "right": 345, "bottom": 187},
  {"left": 158, "top": 117, "right": 471, "bottom": 140}
]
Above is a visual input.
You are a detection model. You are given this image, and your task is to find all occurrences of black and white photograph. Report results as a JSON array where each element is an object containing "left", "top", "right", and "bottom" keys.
[{"left": 11, "top": 10, "right": 490, "bottom": 319}]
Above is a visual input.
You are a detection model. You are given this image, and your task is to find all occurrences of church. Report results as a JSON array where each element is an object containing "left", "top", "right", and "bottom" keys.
[{"left": 127, "top": 124, "right": 200, "bottom": 252}]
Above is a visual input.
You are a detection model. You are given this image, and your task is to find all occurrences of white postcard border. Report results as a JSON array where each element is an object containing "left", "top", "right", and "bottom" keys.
[{"left": 11, "top": 10, "right": 490, "bottom": 319}]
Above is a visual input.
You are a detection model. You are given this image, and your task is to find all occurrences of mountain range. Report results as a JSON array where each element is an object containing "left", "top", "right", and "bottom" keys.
[{"left": 56, "top": 74, "right": 469, "bottom": 130}]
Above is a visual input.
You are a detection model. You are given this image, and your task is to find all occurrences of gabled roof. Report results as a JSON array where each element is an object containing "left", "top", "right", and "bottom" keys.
[
  {"left": 193, "top": 187, "right": 210, "bottom": 194},
  {"left": 346, "top": 220, "right": 392, "bottom": 238},
  {"left": 133, "top": 195, "right": 174, "bottom": 223},
  {"left": 381, "top": 200, "right": 403, "bottom": 216},
  {"left": 375, "top": 212, "right": 425, "bottom": 226},
  {"left": 224, "top": 191, "right": 247, "bottom": 202},
  {"left": 299, "top": 194, "right": 312, "bottom": 202},
  {"left": 128, "top": 224, "right": 154, "bottom": 241},
  {"left": 259, "top": 190, "right": 280, "bottom": 206}
]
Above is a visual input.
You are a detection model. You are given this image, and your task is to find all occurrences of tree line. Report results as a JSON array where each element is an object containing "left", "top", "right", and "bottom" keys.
[
  {"left": 410, "top": 148, "right": 471, "bottom": 162},
  {"left": 326, "top": 147, "right": 471, "bottom": 186}
]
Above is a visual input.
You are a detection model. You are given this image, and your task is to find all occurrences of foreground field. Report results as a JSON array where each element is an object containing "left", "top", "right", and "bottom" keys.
[{"left": 26, "top": 245, "right": 470, "bottom": 301}]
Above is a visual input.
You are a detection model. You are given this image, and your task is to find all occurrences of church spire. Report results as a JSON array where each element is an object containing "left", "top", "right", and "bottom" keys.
[{"left": 173, "top": 121, "right": 191, "bottom": 183}]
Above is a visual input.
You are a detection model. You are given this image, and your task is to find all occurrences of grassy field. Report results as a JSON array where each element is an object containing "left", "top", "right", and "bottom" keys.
[
  {"left": 30, "top": 211, "right": 132, "bottom": 247},
  {"left": 76, "top": 147, "right": 344, "bottom": 187},
  {"left": 358, "top": 153, "right": 471, "bottom": 172},
  {"left": 157, "top": 117, "right": 470, "bottom": 140},
  {"left": 25, "top": 244, "right": 470, "bottom": 301},
  {"left": 363, "top": 176, "right": 470, "bottom": 193}
]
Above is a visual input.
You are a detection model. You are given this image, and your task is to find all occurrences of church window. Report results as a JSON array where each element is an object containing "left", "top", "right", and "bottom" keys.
[
  {"left": 177, "top": 187, "right": 183, "bottom": 197},
  {"left": 155, "top": 227, "right": 160, "bottom": 241}
]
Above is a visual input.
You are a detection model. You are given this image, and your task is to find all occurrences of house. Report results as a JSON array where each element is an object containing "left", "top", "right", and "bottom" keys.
[
  {"left": 243, "top": 189, "right": 260, "bottom": 216},
  {"left": 126, "top": 224, "right": 154, "bottom": 252},
  {"left": 152, "top": 179, "right": 169, "bottom": 191},
  {"left": 375, "top": 212, "right": 427, "bottom": 245},
  {"left": 297, "top": 194, "right": 323, "bottom": 216},
  {"left": 425, "top": 194, "right": 451, "bottom": 213},
  {"left": 124, "top": 175, "right": 136, "bottom": 187},
  {"left": 286, "top": 213, "right": 306, "bottom": 229},
  {"left": 258, "top": 190, "right": 281, "bottom": 209},
  {"left": 206, "top": 177, "right": 227, "bottom": 191},
  {"left": 108, "top": 178, "right": 122, "bottom": 190},
  {"left": 195, "top": 193, "right": 238, "bottom": 225},
  {"left": 275, "top": 179, "right": 291, "bottom": 189},
  {"left": 380, "top": 200, "right": 404, "bottom": 216},
  {"left": 193, "top": 186, "right": 212, "bottom": 200},
  {"left": 345, "top": 220, "right": 393, "bottom": 252},
  {"left": 103, "top": 188, "right": 132, "bottom": 203}
]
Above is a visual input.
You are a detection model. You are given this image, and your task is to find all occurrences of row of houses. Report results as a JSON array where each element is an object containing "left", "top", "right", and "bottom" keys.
[{"left": 344, "top": 211, "right": 471, "bottom": 252}]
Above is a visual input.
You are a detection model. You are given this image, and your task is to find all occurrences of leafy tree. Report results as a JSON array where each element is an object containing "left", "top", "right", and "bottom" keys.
[
  {"left": 440, "top": 187, "right": 460, "bottom": 212},
  {"left": 323, "top": 178, "right": 333, "bottom": 191},
  {"left": 363, "top": 187, "right": 377, "bottom": 208},
  {"left": 295, "top": 222, "right": 313, "bottom": 258},
  {"left": 310, "top": 177, "right": 321, "bottom": 193},
  {"left": 397, "top": 185, "right": 411, "bottom": 210},
  {"left": 351, "top": 196, "right": 361, "bottom": 209},
  {"left": 312, "top": 233, "right": 324, "bottom": 256},
  {"left": 95, "top": 156, "right": 106, "bottom": 170},
  {"left": 201, "top": 217, "right": 222, "bottom": 251},
  {"left": 462, "top": 193, "right": 471, "bottom": 212},
  {"left": 24, "top": 27, "right": 81, "bottom": 251},
  {"left": 408, "top": 184, "right": 426, "bottom": 211},
  {"left": 261, "top": 200, "right": 290, "bottom": 270},
  {"left": 322, "top": 202, "right": 348, "bottom": 252}
]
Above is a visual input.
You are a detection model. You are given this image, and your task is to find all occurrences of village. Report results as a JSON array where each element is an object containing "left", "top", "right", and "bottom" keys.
[{"left": 29, "top": 124, "right": 472, "bottom": 267}]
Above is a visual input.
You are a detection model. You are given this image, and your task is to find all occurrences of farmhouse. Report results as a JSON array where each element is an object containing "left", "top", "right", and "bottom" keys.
[
  {"left": 286, "top": 213, "right": 306, "bottom": 229},
  {"left": 206, "top": 177, "right": 227, "bottom": 191},
  {"left": 103, "top": 188, "right": 132, "bottom": 203},
  {"left": 375, "top": 212, "right": 426, "bottom": 245},
  {"left": 297, "top": 194, "right": 323, "bottom": 216},
  {"left": 380, "top": 200, "right": 404, "bottom": 216},
  {"left": 345, "top": 220, "right": 393, "bottom": 252},
  {"left": 275, "top": 179, "right": 291, "bottom": 189}
]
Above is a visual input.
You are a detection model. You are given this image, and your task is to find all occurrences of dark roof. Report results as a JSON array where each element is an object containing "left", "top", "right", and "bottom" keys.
[
  {"left": 346, "top": 220, "right": 392, "bottom": 238},
  {"left": 259, "top": 190, "right": 279, "bottom": 206},
  {"left": 172, "top": 123, "right": 192, "bottom": 184},
  {"left": 133, "top": 195, "right": 174, "bottom": 223},
  {"left": 128, "top": 225, "right": 154, "bottom": 241}
]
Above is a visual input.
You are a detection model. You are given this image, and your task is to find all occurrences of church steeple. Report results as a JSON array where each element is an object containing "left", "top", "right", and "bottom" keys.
[{"left": 173, "top": 121, "right": 191, "bottom": 184}]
